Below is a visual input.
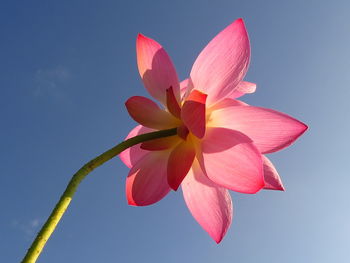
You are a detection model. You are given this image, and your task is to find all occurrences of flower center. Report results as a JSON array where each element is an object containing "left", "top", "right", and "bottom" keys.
[
  {"left": 166, "top": 86, "right": 207, "bottom": 140},
  {"left": 177, "top": 125, "right": 190, "bottom": 140}
]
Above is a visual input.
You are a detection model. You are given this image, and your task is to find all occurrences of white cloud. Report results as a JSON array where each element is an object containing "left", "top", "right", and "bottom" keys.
[
  {"left": 11, "top": 218, "right": 43, "bottom": 240},
  {"left": 34, "top": 66, "right": 71, "bottom": 102},
  {"left": 30, "top": 218, "right": 40, "bottom": 228}
]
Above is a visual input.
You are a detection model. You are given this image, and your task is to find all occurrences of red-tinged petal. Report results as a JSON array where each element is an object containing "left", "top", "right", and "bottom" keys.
[
  {"left": 263, "top": 156, "right": 285, "bottom": 191},
  {"left": 125, "top": 96, "right": 180, "bottom": 129},
  {"left": 199, "top": 127, "right": 264, "bottom": 194},
  {"left": 137, "top": 34, "right": 180, "bottom": 104},
  {"left": 209, "top": 106, "right": 308, "bottom": 154},
  {"left": 119, "top": 125, "right": 152, "bottom": 168},
  {"left": 182, "top": 163, "right": 232, "bottom": 243},
  {"left": 140, "top": 136, "right": 180, "bottom": 151},
  {"left": 181, "top": 89, "right": 207, "bottom": 138},
  {"left": 229, "top": 81, "right": 257, "bottom": 99},
  {"left": 190, "top": 19, "right": 250, "bottom": 105},
  {"left": 166, "top": 86, "right": 181, "bottom": 118},
  {"left": 126, "top": 151, "right": 171, "bottom": 206},
  {"left": 167, "top": 140, "right": 196, "bottom": 191}
]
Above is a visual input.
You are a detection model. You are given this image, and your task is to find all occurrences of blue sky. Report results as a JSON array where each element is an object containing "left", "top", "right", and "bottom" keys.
[{"left": 1, "top": 0, "right": 350, "bottom": 262}]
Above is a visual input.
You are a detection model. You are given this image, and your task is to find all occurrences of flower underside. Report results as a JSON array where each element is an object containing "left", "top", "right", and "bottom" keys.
[{"left": 121, "top": 18, "right": 308, "bottom": 243}]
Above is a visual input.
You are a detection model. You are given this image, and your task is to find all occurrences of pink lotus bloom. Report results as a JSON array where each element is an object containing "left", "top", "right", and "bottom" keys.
[{"left": 120, "top": 18, "right": 307, "bottom": 243}]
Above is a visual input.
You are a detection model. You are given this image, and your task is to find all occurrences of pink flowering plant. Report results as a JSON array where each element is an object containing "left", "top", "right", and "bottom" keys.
[{"left": 21, "top": 18, "right": 307, "bottom": 262}]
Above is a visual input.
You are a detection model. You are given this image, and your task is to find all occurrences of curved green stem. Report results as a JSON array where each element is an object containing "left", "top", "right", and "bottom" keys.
[{"left": 21, "top": 128, "right": 177, "bottom": 263}]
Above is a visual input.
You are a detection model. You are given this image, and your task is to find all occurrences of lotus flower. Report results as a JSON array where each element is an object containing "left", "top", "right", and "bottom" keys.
[{"left": 120, "top": 18, "right": 307, "bottom": 243}]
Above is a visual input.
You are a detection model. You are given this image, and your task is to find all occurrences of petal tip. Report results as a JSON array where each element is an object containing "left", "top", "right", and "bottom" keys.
[
  {"left": 127, "top": 199, "right": 137, "bottom": 206},
  {"left": 136, "top": 33, "right": 148, "bottom": 47},
  {"left": 273, "top": 181, "right": 285, "bottom": 191},
  {"left": 213, "top": 235, "right": 224, "bottom": 244},
  {"left": 231, "top": 18, "right": 246, "bottom": 29},
  {"left": 167, "top": 177, "right": 180, "bottom": 191},
  {"left": 137, "top": 33, "right": 146, "bottom": 40},
  {"left": 301, "top": 122, "right": 309, "bottom": 133},
  {"left": 265, "top": 184, "right": 285, "bottom": 191},
  {"left": 292, "top": 120, "right": 308, "bottom": 144},
  {"left": 236, "top": 17, "right": 244, "bottom": 23},
  {"left": 170, "top": 184, "right": 180, "bottom": 191}
]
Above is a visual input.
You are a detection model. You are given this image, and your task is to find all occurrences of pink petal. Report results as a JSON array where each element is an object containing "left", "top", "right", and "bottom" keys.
[
  {"left": 119, "top": 125, "right": 152, "bottom": 168},
  {"left": 181, "top": 89, "right": 207, "bottom": 138},
  {"left": 125, "top": 96, "right": 180, "bottom": 129},
  {"left": 209, "top": 98, "right": 248, "bottom": 112},
  {"left": 199, "top": 127, "right": 264, "bottom": 194},
  {"left": 182, "top": 163, "right": 232, "bottom": 243},
  {"left": 137, "top": 34, "right": 180, "bottom": 105},
  {"left": 167, "top": 140, "right": 196, "bottom": 191},
  {"left": 190, "top": 19, "right": 250, "bottom": 105},
  {"left": 180, "top": 78, "right": 190, "bottom": 98},
  {"left": 229, "top": 81, "right": 257, "bottom": 99},
  {"left": 263, "top": 156, "right": 285, "bottom": 191},
  {"left": 126, "top": 151, "right": 171, "bottom": 206},
  {"left": 209, "top": 106, "right": 308, "bottom": 153}
]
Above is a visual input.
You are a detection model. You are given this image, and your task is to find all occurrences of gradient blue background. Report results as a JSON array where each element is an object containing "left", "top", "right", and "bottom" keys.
[{"left": 1, "top": 0, "right": 349, "bottom": 262}]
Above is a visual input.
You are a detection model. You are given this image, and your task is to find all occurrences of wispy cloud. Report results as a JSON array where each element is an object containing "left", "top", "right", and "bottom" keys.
[
  {"left": 34, "top": 66, "right": 71, "bottom": 103},
  {"left": 11, "top": 218, "right": 42, "bottom": 240}
]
